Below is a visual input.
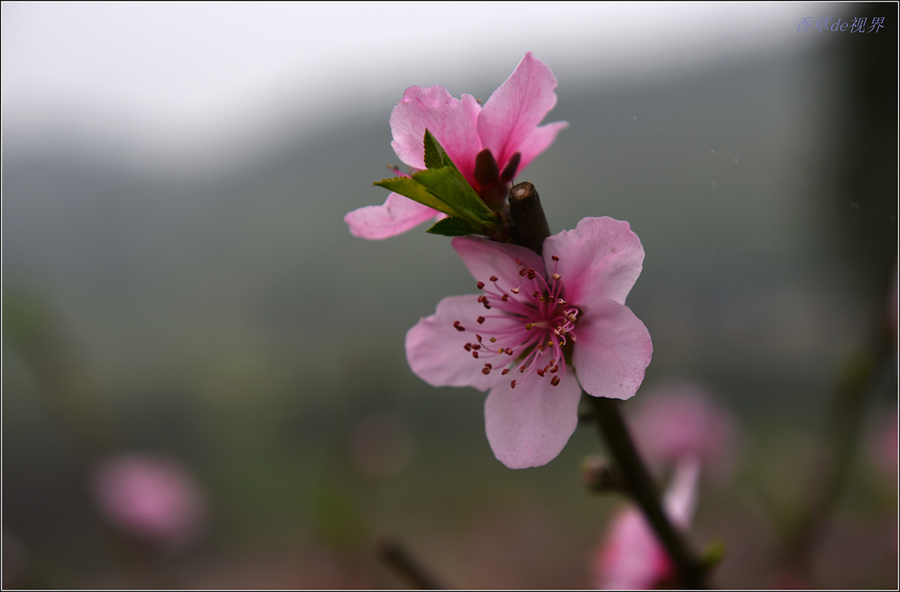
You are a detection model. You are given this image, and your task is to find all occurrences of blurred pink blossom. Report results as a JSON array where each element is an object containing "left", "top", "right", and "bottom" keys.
[
  {"left": 629, "top": 383, "right": 739, "bottom": 479},
  {"left": 90, "top": 452, "right": 208, "bottom": 550},
  {"left": 592, "top": 457, "right": 701, "bottom": 589},
  {"left": 345, "top": 51, "right": 567, "bottom": 239}
]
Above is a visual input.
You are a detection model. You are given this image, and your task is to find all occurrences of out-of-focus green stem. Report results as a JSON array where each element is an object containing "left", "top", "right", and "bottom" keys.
[{"left": 782, "top": 321, "right": 894, "bottom": 576}]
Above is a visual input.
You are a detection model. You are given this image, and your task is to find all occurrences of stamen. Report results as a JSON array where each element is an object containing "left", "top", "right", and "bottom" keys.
[{"left": 460, "top": 255, "right": 579, "bottom": 391}]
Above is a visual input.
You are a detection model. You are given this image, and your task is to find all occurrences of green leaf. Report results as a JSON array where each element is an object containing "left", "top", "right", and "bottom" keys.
[
  {"left": 425, "top": 217, "right": 479, "bottom": 237},
  {"left": 422, "top": 129, "right": 449, "bottom": 170},
  {"left": 413, "top": 166, "right": 496, "bottom": 226},
  {"left": 373, "top": 131, "right": 499, "bottom": 235},
  {"left": 373, "top": 176, "right": 462, "bottom": 218}
]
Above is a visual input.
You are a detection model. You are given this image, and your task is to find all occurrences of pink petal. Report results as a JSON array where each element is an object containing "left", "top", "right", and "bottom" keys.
[
  {"left": 596, "top": 509, "right": 672, "bottom": 590},
  {"left": 405, "top": 295, "right": 502, "bottom": 391},
  {"left": 663, "top": 457, "right": 701, "bottom": 529},
  {"left": 484, "top": 371, "right": 583, "bottom": 469},
  {"left": 477, "top": 52, "right": 566, "bottom": 174},
  {"left": 451, "top": 235, "right": 546, "bottom": 291},
  {"left": 344, "top": 192, "right": 442, "bottom": 239},
  {"left": 543, "top": 217, "right": 645, "bottom": 307},
  {"left": 630, "top": 385, "right": 739, "bottom": 477},
  {"left": 572, "top": 299, "right": 652, "bottom": 400},
  {"left": 515, "top": 121, "right": 569, "bottom": 173},
  {"left": 389, "top": 85, "right": 482, "bottom": 184}
]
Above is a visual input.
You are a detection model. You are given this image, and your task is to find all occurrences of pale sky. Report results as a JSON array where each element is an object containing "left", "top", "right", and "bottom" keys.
[{"left": 2, "top": 2, "right": 835, "bottom": 174}]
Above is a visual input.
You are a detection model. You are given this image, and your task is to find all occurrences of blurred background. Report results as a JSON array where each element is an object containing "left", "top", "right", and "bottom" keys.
[{"left": 2, "top": 2, "right": 897, "bottom": 588}]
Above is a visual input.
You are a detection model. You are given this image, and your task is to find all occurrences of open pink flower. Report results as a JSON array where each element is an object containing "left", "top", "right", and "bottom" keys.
[
  {"left": 405, "top": 217, "right": 652, "bottom": 468},
  {"left": 592, "top": 457, "right": 701, "bottom": 590},
  {"left": 345, "top": 52, "right": 567, "bottom": 239}
]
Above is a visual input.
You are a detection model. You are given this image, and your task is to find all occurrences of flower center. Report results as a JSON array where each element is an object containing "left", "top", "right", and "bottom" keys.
[{"left": 453, "top": 255, "right": 579, "bottom": 389}]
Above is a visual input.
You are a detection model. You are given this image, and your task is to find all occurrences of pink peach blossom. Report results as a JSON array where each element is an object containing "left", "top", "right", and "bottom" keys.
[
  {"left": 592, "top": 457, "right": 701, "bottom": 589},
  {"left": 629, "top": 384, "right": 739, "bottom": 479},
  {"left": 406, "top": 217, "right": 652, "bottom": 468},
  {"left": 90, "top": 453, "right": 208, "bottom": 550},
  {"left": 346, "top": 52, "right": 567, "bottom": 239}
]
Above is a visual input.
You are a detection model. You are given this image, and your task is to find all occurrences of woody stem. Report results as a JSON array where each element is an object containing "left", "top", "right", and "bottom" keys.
[{"left": 588, "top": 396, "right": 707, "bottom": 588}]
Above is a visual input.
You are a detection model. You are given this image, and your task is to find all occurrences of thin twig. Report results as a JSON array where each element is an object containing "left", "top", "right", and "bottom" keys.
[{"left": 377, "top": 538, "right": 444, "bottom": 590}]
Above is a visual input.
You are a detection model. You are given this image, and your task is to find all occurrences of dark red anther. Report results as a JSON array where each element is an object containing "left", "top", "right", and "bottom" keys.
[
  {"left": 504, "top": 348, "right": 513, "bottom": 355},
  {"left": 477, "top": 281, "right": 485, "bottom": 290},
  {"left": 453, "top": 321, "right": 465, "bottom": 332},
  {"left": 501, "top": 368, "right": 510, "bottom": 375},
  {"left": 550, "top": 375, "right": 561, "bottom": 386},
  {"left": 472, "top": 351, "right": 479, "bottom": 359},
  {"left": 477, "top": 316, "right": 485, "bottom": 324},
  {"left": 527, "top": 269, "right": 537, "bottom": 280},
  {"left": 551, "top": 255, "right": 559, "bottom": 262},
  {"left": 510, "top": 380, "right": 517, "bottom": 389}
]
